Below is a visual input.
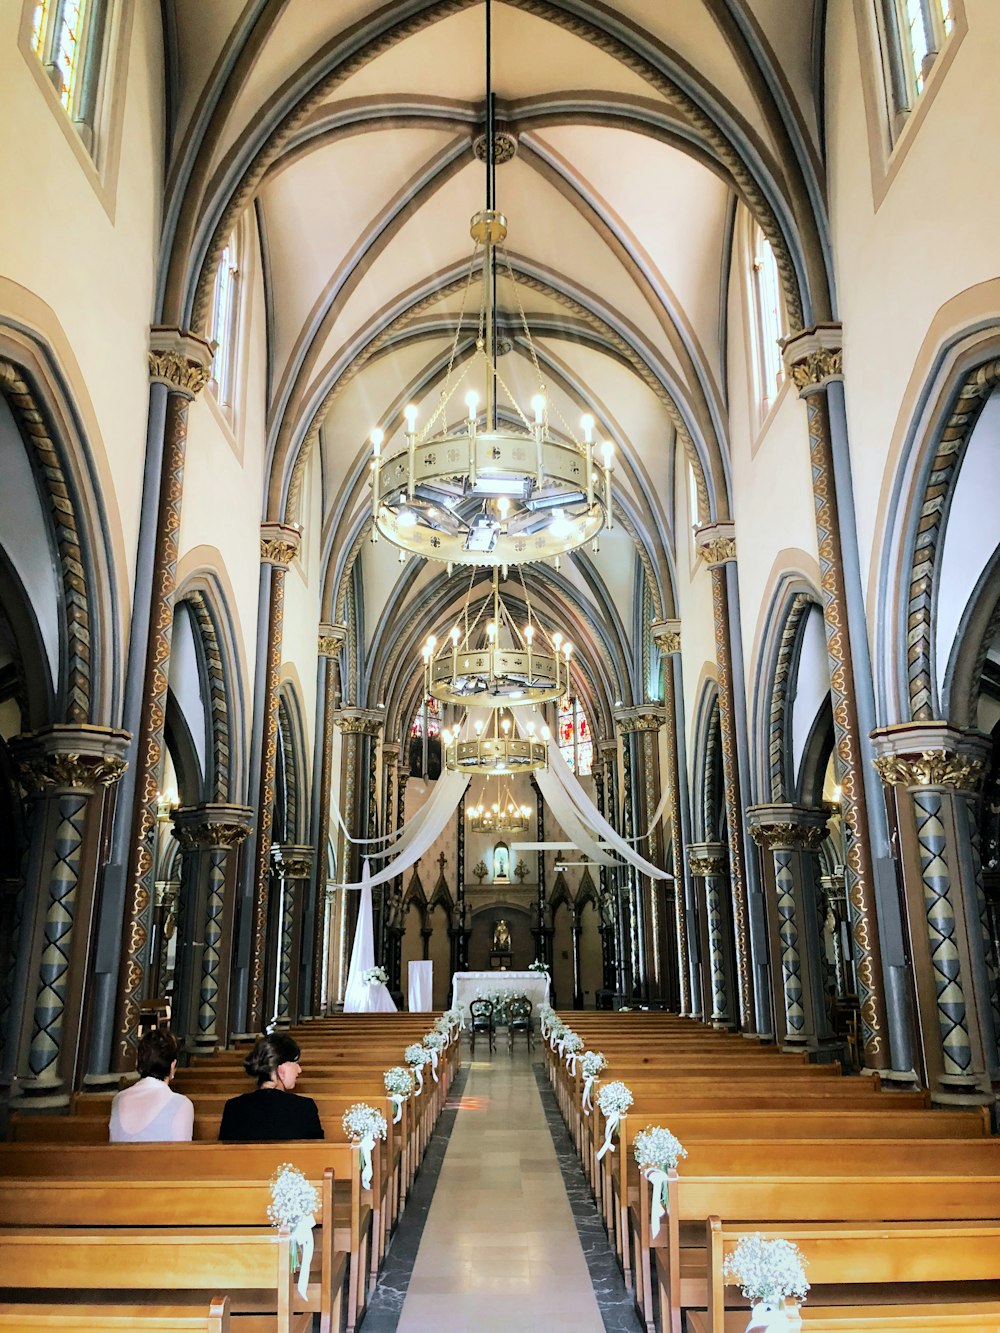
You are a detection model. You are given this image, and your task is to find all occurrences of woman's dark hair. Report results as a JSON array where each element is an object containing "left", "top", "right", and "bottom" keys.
[
  {"left": 244, "top": 1033, "right": 302, "bottom": 1086},
  {"left": 136, "top": 1028, "right": 180, "bottom": 1080}
]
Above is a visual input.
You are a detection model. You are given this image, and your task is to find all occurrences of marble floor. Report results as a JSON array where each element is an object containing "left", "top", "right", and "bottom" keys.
[{"left": 368, "top": 1042, "right": 640, "bottom": 1333}]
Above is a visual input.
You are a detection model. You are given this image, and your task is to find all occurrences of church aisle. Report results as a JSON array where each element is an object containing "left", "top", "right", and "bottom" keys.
[{"left": 395, "top": 1045, "right": 607, "bottom": 1333}]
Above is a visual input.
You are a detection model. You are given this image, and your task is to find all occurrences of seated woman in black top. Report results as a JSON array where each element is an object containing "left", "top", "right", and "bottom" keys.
[{"left": 218, "top": 1033, "right": 324, "bottom": 1141}]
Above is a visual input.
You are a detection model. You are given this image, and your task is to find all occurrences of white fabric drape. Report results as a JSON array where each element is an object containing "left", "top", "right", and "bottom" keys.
[
  {"left": 532, "top": 764, "right": 616, "bottom": 865},
  {"left": 342, "top": 768, "right": 470, "bottom": 889},
  {"left": 342, "top": 861, "right": 397, "bottom": 1012}
]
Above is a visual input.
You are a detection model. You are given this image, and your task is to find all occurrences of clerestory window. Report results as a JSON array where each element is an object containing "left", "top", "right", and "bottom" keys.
[
  {"left": 29, "top": 0, "right": 109, "bottom": 152},
  {"left": 207, "top": 234, "right": 241, "bottom": 413},
  {"left": 748, "top": 220, "right": 787, "bottom": 423},
  {"left": 878, "top": 0, "right": 956, "bottom": 129}
]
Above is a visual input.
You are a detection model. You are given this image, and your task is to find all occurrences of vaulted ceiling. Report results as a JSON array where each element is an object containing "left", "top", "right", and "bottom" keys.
[{"left": 160, "top": 0, "right": 829, "bottom": 737}]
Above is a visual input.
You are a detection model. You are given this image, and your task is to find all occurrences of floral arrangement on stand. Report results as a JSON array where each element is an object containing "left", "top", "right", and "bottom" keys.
[
  {"left": 580, "top": 1050, "right": 607, "bottom": 1113},
  {"left": 633, "top": 1126, "right": 688, "bottom": 1238},
  {"left": 474, "top": 988, "right": 511, "bottom": 1024},
  {"left": 383, "top": 1066, "right": 414, "bottom": 1124},
  {"left": 596, "top": 1080, "right": 633, "bottom": 1160},
  {"left": 361, "top": 965, "right": 388, "bottom": 986},
  {"left": 528, "top": 959, "right": 549, "bottom": 973},
  {"left": 723, "top": 1234, "right": 810, "bottom": 1331},
  {"left": 342, "top": 1102, "right": 388, "bottom": 1191},
  {"left": 422, "top": 1030, "right": 445, "bottom": 1082},
  {"left": 404, "top": 1042, "right": 431, "bottom": 1094},
  {"left": 267, "top": 1163, "right": 319, "bottom": 1298}
]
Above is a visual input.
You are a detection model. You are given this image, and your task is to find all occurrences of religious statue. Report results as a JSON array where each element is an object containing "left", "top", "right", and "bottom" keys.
[
  {"left": 492, "top": 918, "right": 511, "bottom": 953},
  {"left": 493, "top": 840, "right": 510, "bottom": 882}
]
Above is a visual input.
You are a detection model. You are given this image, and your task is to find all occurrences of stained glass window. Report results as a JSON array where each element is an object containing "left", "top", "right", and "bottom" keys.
[
  {"left": 750, "top": 220, "right": 786, "bottom": 419},
  {"left": 208, "top": 235, "right": 240, "bottom": 408},
  {"left": 883, "top": 0, "right": 957, "bottom": 114},
  {"left": 410, "top": 696, "right": 440, "bottom": 738},
  {"left": 30, "top": 0, "right": 93, "bottom": 113},
  {"left": 558, "top": 695, "right": 592, "bottom": 776}
]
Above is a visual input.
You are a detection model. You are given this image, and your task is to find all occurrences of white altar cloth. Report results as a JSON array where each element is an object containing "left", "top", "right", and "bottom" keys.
[
  {"left": 451, "top": 970, "right": 551, "bottom": 1015},
  {"left": 408, "top": 961, "right": 434, "bottom": 1012}
]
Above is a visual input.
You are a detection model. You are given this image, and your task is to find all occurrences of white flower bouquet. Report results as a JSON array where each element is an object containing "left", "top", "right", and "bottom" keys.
[
  {"left": 404, "top": 1041, "right": 431, "bottom": 1095},
  {"left": 528, "top": 959, "right": 549, "bottom": 973},
  {"left": 361, "top": 965, "right": 388, "bottom": 985},
  {"left": 633, "top": 1125, "right": 688, "bottom": 1239},
  {"left": 580, "top": 1050, "right": 607, "bottom": 1113},
  {"left": 547, "top": 1017, "right": 567, "bottom": 1048},
  {"left": 559, "top": 1030, "right": 584, "bottom": 1073},
  {"left": 267, "top": 1163, "right": 319, "bottom": 1296},
  {"left": 342, "top": 1102, "right": 388, "bottom": 1191},
  {"left": 723, "top": 1234, "right": 810, "bottom": 1308},
  {"left": 596, "top": 1080, "right": 633, "bottom": 1160},
  {"left": 383, "top": 1064, "right": 414, "bottom": 1123},
  {"left": 423, "top": 1030, "right": 445, "bottom": 1050}
]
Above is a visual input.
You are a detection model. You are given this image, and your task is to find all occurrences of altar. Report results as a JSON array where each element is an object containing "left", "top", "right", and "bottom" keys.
[{"left": 451, "top": 970, "right": 551, "bottom": 1015}]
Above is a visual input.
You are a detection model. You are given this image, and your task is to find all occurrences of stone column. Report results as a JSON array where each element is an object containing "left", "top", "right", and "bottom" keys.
[
  {"left": 598, "top": 739, "right": 625, "bottom": 997},
  {"left": 571, "top": 905, "right": 584, "bottom": 1009},
  {"left": 11, "top": 726, "right": 129, "bottom": 1105},
  {"left": 784, "top": 325, "right": 891, "bottom": 1072},
  {"left": 873, "top": 724, "right": 999, "bottom": 1103},
  {"left": 269, "top": 845, "right": 314, "bottom": 1029},
  {"left": 687, "top": 842, "right": 735, "bottom": 1030},
  {"left": 695, "top": 526, "right": 755, "bottom": 1032},
  {"left": 244, "top": 522, "right": 302, "bottom": 1033},
  {"left": 652, "top": 620, "right": 693, "bottom": 1015},
  {"left": 328, "top": 709, "right": 383, "bottom": 1005},
  {"left": 310, "top": 624, "right": 347, "bottom": 1014},
  {"left": 170, "top": 804, "right": 253, "bottom": 1053},
  {"left": 112, "top": 329, "right": 213, "bottom": 1072},
  {"left": 614, "top": 716, "right": 644, "bottom": 998},
  {"left": 748, "top": 805, "right": 836, "bottom": 1053},
  {"left": 456, "top": 790, "right": 469, "bottom": 971}
]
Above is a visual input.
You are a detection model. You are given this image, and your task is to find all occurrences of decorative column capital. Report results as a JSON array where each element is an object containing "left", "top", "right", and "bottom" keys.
[
  {"left": 782, "top": 324, "right": 844, "bottom": 397},
  {"left": 747, "top": 803, "right": 829, "bottom": 851},
  {"left": 382, "top": 743, "right": 401, "bottom": 762},
  {"left": 148, "top": 327, "right": 215, "bottom": 399},
  {"left": 695, "top": 522, "right": 736, "bottom": 567},
  {"left": 270, "top": 844, "right": 315, "bottom": 879},
  {"left": 318, "top": 622, "right": 348, "bottom": 656},
  {"left": 335, "top": 707, "right": 384, "bottom": 737},
  {"left": 870, "top": 722, "right": 990, "bottom": 792},
  {"left": 171, "top": 803, "right": 254, "bottom": 850},
  {"left": 687, "top": 842, "right": 728, "bottom": 876},
  {"left": 260, "top": 522, "right": 302, "bottom": 568},
  {"left": 651, "top": 618, "right": 682, "bottom": 655},
  {"left": 614, "top": 705, "right": 666, "bottom": 735},
  {"left": 597, "top": 739, "right": 618, "bottom": 757},
  {"left": 11, "top": 725, "right": 131, "bottom": 796}
]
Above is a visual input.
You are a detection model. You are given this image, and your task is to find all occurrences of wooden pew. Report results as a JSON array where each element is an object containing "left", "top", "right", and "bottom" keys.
[
  {"left": 0, "top": 1298, "right": 230, "bottom": 1332},
  {"left": 693, "top": 1217, "right": 1000, "bottom": 1332}
]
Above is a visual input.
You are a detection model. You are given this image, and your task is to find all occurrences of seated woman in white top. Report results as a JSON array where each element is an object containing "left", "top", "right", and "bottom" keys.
[{"left": 109, "top": 1028, "right": 194, "bottom": 1142}]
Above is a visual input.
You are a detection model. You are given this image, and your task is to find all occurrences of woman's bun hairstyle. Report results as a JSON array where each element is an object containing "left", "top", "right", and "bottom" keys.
[{"left": 243, "top": 1033, "right": 302, "bottom": 1084}]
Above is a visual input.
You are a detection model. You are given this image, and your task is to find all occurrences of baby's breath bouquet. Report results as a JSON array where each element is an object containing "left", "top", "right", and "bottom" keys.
[
  {"left": 580, "top": 1050, "right": 607, "bottom": 1113},
  {"left": 723, "top": 1234, "right": 809, "bottom": 1315},
  {"left": 342, "top": 1102, "right": 388, "bottom": 1191},
  {"left": 267, "top": 1163, "right": 319, "bottom": 1296},
  {"left": 434, "top": 1014, "right": 453, "bottom": 1040},
  {"left": 404, "top": 1042, "right": 431, "bottom": 1095},
  {"left": 559, "top": 1029, "right": 584, "bottom": 1073},
  {"left": 547, "top": 1017, "right": 567, "bottom": 1049},
  {"left": 422, "top": 1029, "right": 445, "bottom": 1082},
  {"left": 528, "top": 959, "right": 549, "bottom": 973},
  {"left": 384, "top": 1065, "right": 414, "bottom": 1124},
  {"left": 361, "top": 965, "right": 388, "bottom": 985},
  {"left": 633, "top": 1126, "right": 688, "bottom": 1238},
  {"left": 596, "top": 1080, "right": 633, "bottom": 1160}
]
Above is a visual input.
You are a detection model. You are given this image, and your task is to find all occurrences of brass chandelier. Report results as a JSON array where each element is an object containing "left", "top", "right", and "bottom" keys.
[
  {"left": 368, "top": 4, "right": 613, "bottom": 569},
  {"left": 442, "top": 711, "right": 548, "bottom": 776},
  {"left": 467, "top": 777, "right": 532, "bottom": 833},
  {"left": 422, "top": 569, "right": 570, "bottom": 708}
]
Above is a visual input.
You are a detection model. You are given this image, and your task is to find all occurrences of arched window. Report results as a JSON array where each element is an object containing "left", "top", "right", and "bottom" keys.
[
  {"left": 749, "top": 220, "right": 786, "bottom": 421},
  {"left": 29, "top": 0, "right": 109, "bottom": 147},
  {"left": 208, "top": 233, "right": 240, "bottom": 412},
  {"left": 879, "top": 0, "right": 956, "bottom": 123},
  {"left": 408, "top": 697, "right": 441, "bottom": 779},
  {"left": 558, "top": 694, "right": 592, "bottom": 776}
]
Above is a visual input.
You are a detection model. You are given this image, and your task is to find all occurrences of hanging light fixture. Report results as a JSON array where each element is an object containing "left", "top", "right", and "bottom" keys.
[
  {"left": 368, "top": 0, "right": 613, "bottom": 567},
  {"left": 467, "top": 775, "right": 532, "bottom": 833},
  {"left": 422, "top": 568, "right": 571, "bottom": 707},
  {"left": 442, "top": 711, "right": 548, "bottom": 776}
]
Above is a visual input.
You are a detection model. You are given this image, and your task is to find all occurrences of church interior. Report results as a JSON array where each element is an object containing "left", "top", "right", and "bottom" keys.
[{"left": 1, "top": 0, "right": 1000, "bottom": 1329}]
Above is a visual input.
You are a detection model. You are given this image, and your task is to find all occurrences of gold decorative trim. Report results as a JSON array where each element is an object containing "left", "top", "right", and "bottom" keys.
[
  {"left": 651, "top": 619, "right": 681, "bottom": 655},
  {"left": 783, "top": 324, "right": 844, "bottom": 396},
  {"left": 318, "top": 622, "right": 348, "bottom": 657},
  {"left": 748, "top": 822, "right": 828, "bottom": 852},
  {"left": 873, "top": 750, "right": 986, "bottom": 792},
  {"left": 688, "top": 848, "right": 728, "bottom": 877},
  {"left": 335, "top": 709, "right": 383, "bottom": 737},
  {"left": 696, "top": 523, "right": 737, "bottom": 568},
  {"left": 148, "top": 327, "right": 214, "bottom": 399},
  {"left": 260, "top": 522, "right": 302, "bottom": 568}
]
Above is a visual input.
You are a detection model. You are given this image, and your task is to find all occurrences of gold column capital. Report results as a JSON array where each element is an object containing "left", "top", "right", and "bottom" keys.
[
  {"left": 148, "top": 327, "right": 215, "bottom": 399},
  {"left": 171, "top": 803, "right": 254, "bottom": 850},
  {"left": 651, "top": 618, "right": 682, "bottom": 655},
  {"left": 614, "top": 706, "right": 666, "bottom": 735},
  {"left": 747, "top": 803, "right": 829, "bottom": 851},
  {"left": 335, "top": 708, "right": 384, "bottom": 737},
  {"left": 270, "top": 844, "right": 315, "bottom": 879},
  {"left": 695, "top": 522, "right": 736, "bottom": 568},
  {"left": 871, "top": 722, "right": 990, "bottom": 792},
  {"left": 260, "top": 522, "right": 302, "bottom": 568},
  {"left": 782, "top": 324, "right": 844, "bottom": 396},
  {"left": 11, "top": 724, "right": 131, "bottom": 795},
  {"left": 687, "top": 842, "right": 728, "bottom": 877},
  {"left": 318, "top": 622, "right": 348, "bottom": 656}
]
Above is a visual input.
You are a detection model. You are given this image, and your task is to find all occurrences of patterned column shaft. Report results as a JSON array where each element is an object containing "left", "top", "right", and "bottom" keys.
[
  {"left": 200, "top": 854, "right": 227, "bottom": 1036},
  {"left": 773, "top": 850, "right": 804, "bottom": 1034},
  {"left": 659, "top": 643, "right": 692, "bottom": 1015},
  {"left": 331, "top": 711, "right": 382, "bottom": 1002},
  {"left": 689, "top": 844, "right": 731, "bottom": 1026},
  {"left": 113, "top": 334, "right": 212, "bottom": 1070},
  {"left": 785, "top": 329, "right": 889, "bottom": 1069},
  {"left": 311, "top": 629, "right": 344, "bottom": 1012},
  {"left": 270, "top": 849, "right": 313, "bottom": 1028},
  {"left": 966, "top": 798, "right": 1000, "bottom": 1067},
  {"left": 618, "top": 729, "right": 641, "bottom": 994}
]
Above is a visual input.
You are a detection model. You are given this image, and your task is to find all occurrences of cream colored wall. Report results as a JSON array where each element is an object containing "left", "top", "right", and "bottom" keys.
[
  {"left": 827, "top": 0, "right": 1000, "bottom": 609},
  {"left": 0, "top": 1, "right": 164, "bottom": 631}
]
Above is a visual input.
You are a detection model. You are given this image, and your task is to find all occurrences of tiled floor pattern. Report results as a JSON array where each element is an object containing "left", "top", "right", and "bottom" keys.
[{"left": 393, "top": 1044, "right": 608, "bottom": 1332}]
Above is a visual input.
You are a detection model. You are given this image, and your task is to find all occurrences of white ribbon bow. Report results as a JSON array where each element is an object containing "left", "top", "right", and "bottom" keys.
[
  {"left": 557, "top": 1035, "right": 568, "bottom": 1057},
  {"left": 429, "top": 1048, "right": 439, "bottom": 1083},
  {"left": 390, "top": 1093, "right": 405, "bottom": 1124},
  {"left": 566, "top": 1051, "right": 579, "bottom": 1076},
  {"left": 359, "top": 1133, "right": 376, "bottom": 1191},
  {"left": 642, "top": 1166, "right": 670, "bottom": 1238},
  {"left": 596, "top": 1111, "right": 620, "bottom": 1160},
  {"left": 582, "top": 1074, "right": 595, "bottom": 1114},
  {"left": 413, "top": 1066, "right": 423, "bottom": 1096},
  {"left": 292, "top": 1213, "right": 316, "bottom": 1300}
]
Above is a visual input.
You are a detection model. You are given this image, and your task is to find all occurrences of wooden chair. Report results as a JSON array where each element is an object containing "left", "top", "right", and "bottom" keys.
[
  {"left": 469, "top": 998, "right": 495, "bottom": 1055},
  {"left": 507, "top": 994, "right": 534, "bottom": 1053}
]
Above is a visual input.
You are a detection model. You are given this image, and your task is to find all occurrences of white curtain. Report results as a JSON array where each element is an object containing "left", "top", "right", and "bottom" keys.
[
  {"left": 341, "top": 768, "right": 470, "bottom": 889},
  {"left": 532, "top": 764, "right": 616, "bottom": 864},
  {"left": 342, "top": 861, "right": 398, "bottom": 1012}
]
